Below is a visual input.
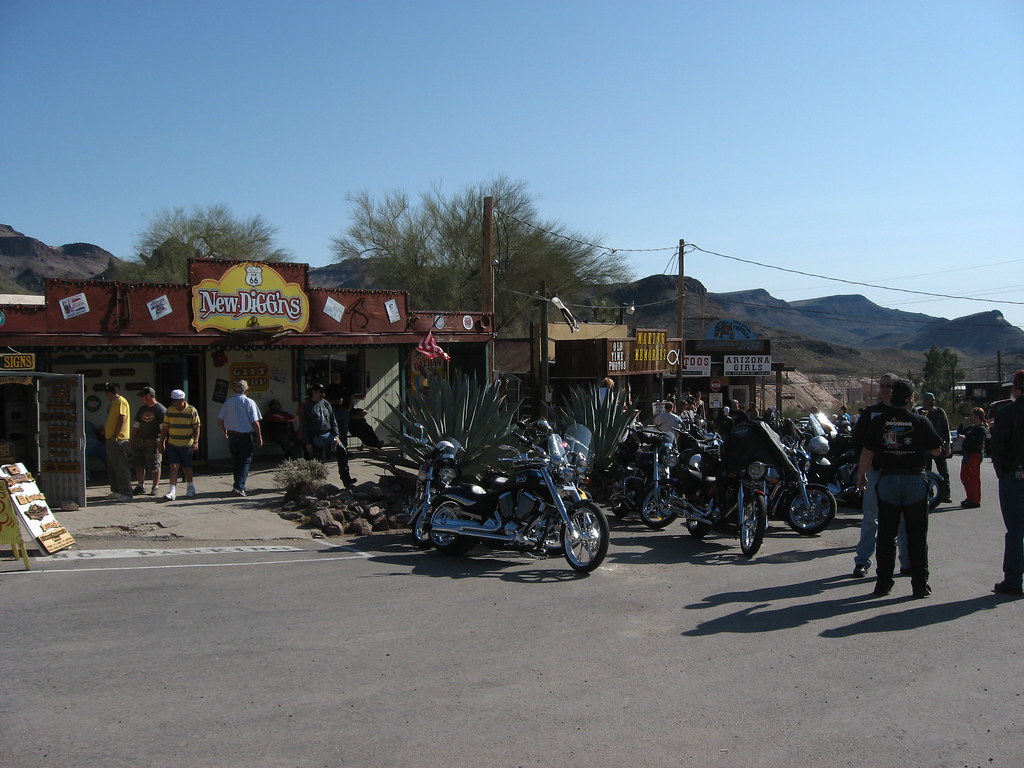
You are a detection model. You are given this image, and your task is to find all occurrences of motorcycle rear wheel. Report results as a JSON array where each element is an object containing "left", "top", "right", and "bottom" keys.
[
  {"left": 785, "top": 484, "right": 837, "bottom": 536},
  {"left": 562, "top": 502, "right": 609, "bottom": 573},
  {"left": 640, "top": 485, "right": 678, "bottom": 529},
  {"left": 926, "top": 472, "right": 946, "bottom": 511},
  {"left": 739, "top": 493, "right": 767, "bottom": 558},
  {"left": 428, "top": 501, "right": 476, "bottom": 555}
]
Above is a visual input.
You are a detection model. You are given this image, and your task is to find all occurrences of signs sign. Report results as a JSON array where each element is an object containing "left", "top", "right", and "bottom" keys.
[
  {"left": 724, "top": 355, "right": 773, "bottom": 375},
  {"left": 1, "top": 353, "right": 35, "bottom": 372}
]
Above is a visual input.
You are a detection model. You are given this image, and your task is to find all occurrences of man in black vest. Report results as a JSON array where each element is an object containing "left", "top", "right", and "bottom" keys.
[{"left": 858, "top": 379, "right": 943, "bottom": 599}]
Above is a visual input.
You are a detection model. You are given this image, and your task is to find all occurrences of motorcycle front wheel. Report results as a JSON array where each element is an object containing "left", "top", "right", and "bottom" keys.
[
  {"left": 409, "top": 504, "right": 433, "bottom": 549},
  {"left": 785, "top": 484, "right": 837, "bottom": 536},
  {"left": 926, "top": 472, "right": 947, "bottom": 511},
  {"left": 640, "top": 484, "right": 678, "bottom": 529},
  {"left": 428, "top": 501, "right": 476, "bottom": 555},
  {"left": 738, "top": 493, "right": 767, "bottom": 558},
  {"left": 562, "top": 502, "right": 609, "bottom": 573}
]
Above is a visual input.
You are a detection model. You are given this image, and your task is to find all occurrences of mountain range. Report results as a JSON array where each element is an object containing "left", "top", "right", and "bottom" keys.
[{"left": 3, "top": 224, "right": 1022, "bottom": 378}]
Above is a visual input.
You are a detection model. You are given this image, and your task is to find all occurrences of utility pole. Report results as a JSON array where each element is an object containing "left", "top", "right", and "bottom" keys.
[
  {"left": 482, "top": 196, "right": 495, "bottom": 383},
  {"left": 539, "top": 281, "right": 549, "bottom": 418},
  {"left": 675, "top": 239, "right": 685, "bottom": 398}
]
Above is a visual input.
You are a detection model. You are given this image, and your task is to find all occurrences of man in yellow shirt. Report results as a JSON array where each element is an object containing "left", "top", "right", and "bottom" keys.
[{"left": 103, "top": 382, "right": 133, "bottom": 502}]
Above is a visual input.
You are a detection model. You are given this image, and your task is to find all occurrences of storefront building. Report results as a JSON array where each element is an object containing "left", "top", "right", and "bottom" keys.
[{"left": 0, "top": 259, "right": 492, "bottom": 503}]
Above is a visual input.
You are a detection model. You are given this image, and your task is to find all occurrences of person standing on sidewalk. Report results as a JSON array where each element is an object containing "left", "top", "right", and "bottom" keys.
[
  {"left": 325, "top": 370, "right": 357, "bottom": 488},
  {"left": 217, "top": 379, "right": 263, "bottom": 497},
  {"left": 299, "top": 383, "right": 344, "bottom": 475},
  {"left": 160, "top": 389, "right": 201, "bottom": 501},
  {"left": 102, "top": 382, "right": 133, "bottom": 502},
  {"left": 131, "top": 387, "right": 166, "bottom": 496},
  {"left": 989, "top": 369, "right": 1024, "bottom": 597},
  {"left": 958, "top": 407, "right": 987, "bottom": 509},
  {"left": 858, "top": 379, "right": 943, "bottom": 599}
]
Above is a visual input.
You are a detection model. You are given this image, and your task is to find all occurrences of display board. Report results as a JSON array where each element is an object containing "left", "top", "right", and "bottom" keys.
[{"left": 0, "top": 461, "right": 75, "bottom": 554}]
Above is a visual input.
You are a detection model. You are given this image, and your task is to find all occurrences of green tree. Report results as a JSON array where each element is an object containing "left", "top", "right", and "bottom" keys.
[
  {"left": 921, "top": 345, "right": 961, "bottom": 412},
  {"left": 118, "top": 204, "right": 291, "bottom": 283},
  {"left": 330, "top": 177, "right": 633, "bottom": 334}
]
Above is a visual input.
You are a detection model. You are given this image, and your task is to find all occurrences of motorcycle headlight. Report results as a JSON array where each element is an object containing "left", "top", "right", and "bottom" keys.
[
  {"left": 575, "top": 457, "right": 589, "bottom": 476},
  {"left": 663, "top": 449, "right": 680, "bottom": 468},
  {"left": 438, "top": 466, "right": 458, "bottom": 485},
  {"left": 747, "top": 461, "right": 768, "bottom": 481},
  {"left": 559, "top": 466, "right": 578, "bottom": 484}
]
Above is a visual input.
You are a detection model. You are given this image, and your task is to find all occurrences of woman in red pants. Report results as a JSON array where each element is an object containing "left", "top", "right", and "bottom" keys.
[{"left": 959, "top": 407, "right": 988, "bottom": 508}]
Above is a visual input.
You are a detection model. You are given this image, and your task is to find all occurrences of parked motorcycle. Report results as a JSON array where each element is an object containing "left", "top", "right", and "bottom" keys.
[
  {"left": 770, "top": 434, "right": 838, "bottom": 535},
  {"left": 403, "top": 426, "right": 464, "bottom": 548},
  {"left": 645, "top": 419, "right": 790, "bottom": 557},
  {"left": 426, "top": 422, "right": 610, "bottom": 573}
]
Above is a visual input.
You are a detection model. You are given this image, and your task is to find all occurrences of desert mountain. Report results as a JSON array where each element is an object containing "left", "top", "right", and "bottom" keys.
[{"left": 0, "top": 225, "right": 124, "bottom": 294}]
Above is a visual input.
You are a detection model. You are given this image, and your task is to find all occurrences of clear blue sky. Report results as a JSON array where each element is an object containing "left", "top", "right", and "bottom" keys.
[{"left": 3, "top": 0, "right": 1022, "bottom": 332}]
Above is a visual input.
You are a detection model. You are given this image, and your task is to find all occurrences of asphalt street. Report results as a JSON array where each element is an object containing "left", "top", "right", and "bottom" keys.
[{"left": 1, "top": 459, "right": 1022, "bottom": 768}]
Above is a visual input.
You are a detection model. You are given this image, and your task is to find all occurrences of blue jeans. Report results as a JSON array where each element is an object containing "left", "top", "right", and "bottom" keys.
[
  {"left": 855, "top": 470, "right": 909, "bottom": 569},
  {"left": 998, "top": 471, "right": 1024, "bottom": 590},
  {"left": 228, "top": 433, "right": 255, "bottom": 491},
  {"left": 876, "top": 472, "right": 930, "bottom": 591}
]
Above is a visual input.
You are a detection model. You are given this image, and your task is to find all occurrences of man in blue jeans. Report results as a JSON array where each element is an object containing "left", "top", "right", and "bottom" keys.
[
  {"left": 858, "top": 379, "right": 943, "bottom": 599},
  {"left": 850, "top": 374, "right": 910, "bottom": 578},
  {"left": 990, "top": 369, "right": 1024, "bottom": 597},
  {"left": 217, "top": 379, "right": 263, "bottom": 497}
]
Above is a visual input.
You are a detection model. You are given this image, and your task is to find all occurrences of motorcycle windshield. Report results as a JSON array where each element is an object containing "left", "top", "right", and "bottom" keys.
[{"left": 562, "top": 423, "right": 593, "bottom": 461}]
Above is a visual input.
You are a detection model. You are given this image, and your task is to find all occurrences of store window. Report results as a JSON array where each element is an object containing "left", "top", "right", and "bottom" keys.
[{"left": 302, "top": 350, "right": 364, "bottom": 400}]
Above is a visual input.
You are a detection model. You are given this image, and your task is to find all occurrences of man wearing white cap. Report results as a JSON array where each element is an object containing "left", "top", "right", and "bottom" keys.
[
  {"left": 159, "top": 388, "right": 202, "bottom": 501},
  {"left": 217, "top": 379, "right": 263, "bottom": 496}
]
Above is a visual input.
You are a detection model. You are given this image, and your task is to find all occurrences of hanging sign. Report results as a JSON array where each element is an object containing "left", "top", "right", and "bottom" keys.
[
  {"left": 724, "top": 355, "right": 773, "bottom": 375},
  {"left": 679, "top": 354, "right": 711, "bottom": 377},
  {"left": 1, "top": 353, "right": 36, "bottom": 372},
  {"left": 192, "top": 263, "right": 309, "bottom": 333}
]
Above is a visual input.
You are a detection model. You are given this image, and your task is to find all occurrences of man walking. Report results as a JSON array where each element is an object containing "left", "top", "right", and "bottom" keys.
[
  {"left": 918, "top": 392, "right": 953, "bottom": 503},
  {"left": 132, "top": 387, "right": 166, "bottom": 496},
  {"left": 850, "top": 373, "right": 911, "bottom": 578},
  {"left": 160, "top": 389, "right": 201, "bottom": 501},
  {"left": 989, "top": 369, "right": 1024, "bottom": 597},
  {"left": 858, "top": 379, "right": 943, "bottom": 598},
  {"left": 102, "top": 382, "right": 133, "bottom": 502},
  {"left": 217, "top": 379, "right": 263, "bottom": 496}
]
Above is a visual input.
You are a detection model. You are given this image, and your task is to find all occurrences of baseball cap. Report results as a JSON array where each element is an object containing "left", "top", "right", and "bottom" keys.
[
  {"left": 923, "top": 392, "right": 936, "bottom": 400},
  {"left": 310, "top": 383, "right": 325, "bottom": 392},
  {"left": 139, "top": 386, "right": 156, "bottom": 397},
  {"left": 170, "top": 389, "right": 186, "bottom": 401}
]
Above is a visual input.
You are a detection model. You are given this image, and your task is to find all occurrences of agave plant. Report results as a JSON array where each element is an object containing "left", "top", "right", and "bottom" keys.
[
  {"left": 381, "top": 371, "right": 521, "bottom": 477},
  {"left": 556, "top": 383, "right": 636, "bottom": 475}
]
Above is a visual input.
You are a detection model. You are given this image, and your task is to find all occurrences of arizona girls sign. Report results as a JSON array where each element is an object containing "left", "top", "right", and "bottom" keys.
[{"left": 191, "top": 262, "right": 309, "bottom": 333}]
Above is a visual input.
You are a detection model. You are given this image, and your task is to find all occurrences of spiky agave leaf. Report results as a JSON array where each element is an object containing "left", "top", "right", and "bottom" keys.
[
  {"left": 382, "top": 371, "right": 521, "bottom": 476},
  {"left": 557, "top": 384, "right": 635, "bottom": 474}
]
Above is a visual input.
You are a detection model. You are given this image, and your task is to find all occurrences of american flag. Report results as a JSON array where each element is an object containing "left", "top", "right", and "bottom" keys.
[{"left": 416, "top": 330, "right": 450, "bottom": 361}]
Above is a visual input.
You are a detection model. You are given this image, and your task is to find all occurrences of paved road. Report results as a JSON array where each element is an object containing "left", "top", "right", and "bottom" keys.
[{"left": 2, "top": 463, "right": 1022, "bottom": 767}]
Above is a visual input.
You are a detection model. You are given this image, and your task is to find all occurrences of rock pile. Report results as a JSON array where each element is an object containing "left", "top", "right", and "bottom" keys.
[{"left": 275, "top": 473, "right": 415, "bottom": 537}]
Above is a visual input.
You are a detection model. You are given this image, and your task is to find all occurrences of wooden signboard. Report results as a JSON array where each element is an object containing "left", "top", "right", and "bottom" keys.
[{"left": 0, "top": 462, "right": 75, "bottom": 556}]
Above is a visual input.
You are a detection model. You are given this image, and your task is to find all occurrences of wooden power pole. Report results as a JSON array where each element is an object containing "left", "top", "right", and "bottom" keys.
[
  {"left": 676, "top": 239, "right": 685, "bottom": 397},
  {"left": 482, "top": 196, "right": 495, "bottom": 383}
]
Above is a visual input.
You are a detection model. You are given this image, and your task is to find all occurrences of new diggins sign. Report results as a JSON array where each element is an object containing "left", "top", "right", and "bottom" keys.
[{"left": 191, "top": 263, "right": 309, "bottom": 333}]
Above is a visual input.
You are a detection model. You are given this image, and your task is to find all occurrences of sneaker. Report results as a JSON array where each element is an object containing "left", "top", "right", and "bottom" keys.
[
  {"left": 117, "top": 494, "right": 133, "bottom": 503},
  {"left": 164, "top": 488, "right": 177, "bottom": 501},
  {"left": 233, "top": 488, "right": 246, "bottom": 497},
  {"left": 149, "top": 487, "right": 158, "bottom": 496},
  {"left": 185, "top": 486, "right": 197, "bottom": 498},
  {"left": 132, "top": 485, "right": 145, "bottom": 495},
  {"left": 852, "top": 565, "right": 868, "bottom": 578}
]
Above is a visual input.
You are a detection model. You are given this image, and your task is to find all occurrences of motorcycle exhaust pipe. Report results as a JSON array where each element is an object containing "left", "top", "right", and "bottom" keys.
[{"left": 428, "top": 518, "right": 517, "bottom": 543}]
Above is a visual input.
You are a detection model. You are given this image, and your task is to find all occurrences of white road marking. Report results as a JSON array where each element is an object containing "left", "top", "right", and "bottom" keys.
[{"left": 50, "top": 545, "right": 306, "bottom": 560}]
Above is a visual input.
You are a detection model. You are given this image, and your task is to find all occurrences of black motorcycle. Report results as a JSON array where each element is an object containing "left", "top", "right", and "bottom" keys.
[
  {"left": 426, "top": 423, "right": 610, "bottom": 573},
  {"left": 402, "top": 427, "right": 464, "bottom": 548},
  {"left": 769, "top": 435, "right": 838, "bottom": 535}
]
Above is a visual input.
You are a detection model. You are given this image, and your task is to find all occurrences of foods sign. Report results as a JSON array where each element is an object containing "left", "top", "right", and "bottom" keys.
[
  {"left": 192, "top": 263, "right": 309, "bottom": 332},
  {"left": 723, "top": 355, "right": 773, "bottom": 375}
]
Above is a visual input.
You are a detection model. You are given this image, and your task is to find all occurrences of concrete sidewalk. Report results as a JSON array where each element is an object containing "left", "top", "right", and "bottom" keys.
[{"left": 53, "top": 451, "right": 394, "bottom": 545}]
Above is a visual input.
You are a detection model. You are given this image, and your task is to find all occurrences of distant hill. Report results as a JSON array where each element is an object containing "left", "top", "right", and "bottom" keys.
[{"left": 0, "top": 224, "right": 124, "bottom": 293}]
